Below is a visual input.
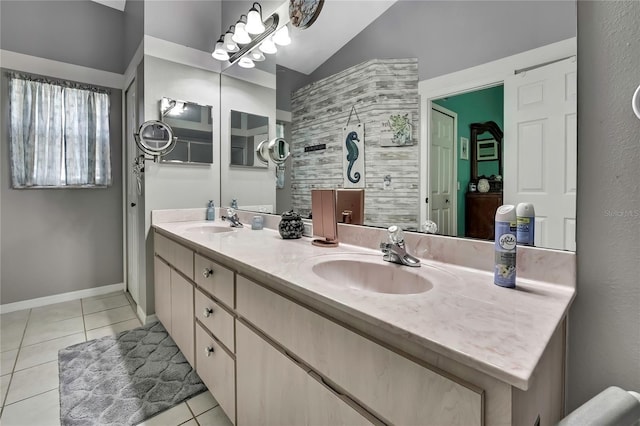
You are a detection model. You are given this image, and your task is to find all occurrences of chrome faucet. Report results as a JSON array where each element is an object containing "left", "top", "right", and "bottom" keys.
[
  {"left": 380, "top": 226, "right": 421, "bottom": 267},
  {"left": 221, "top": 208, "right": 243, "bottom": 228}
]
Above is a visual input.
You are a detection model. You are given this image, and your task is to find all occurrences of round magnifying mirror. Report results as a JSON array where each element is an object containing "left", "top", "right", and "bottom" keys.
[
  {"left": 268, "top": 138, "right": 290, "bottom": 164},
  {"left": 134, "top": 120, "right": 177, "bottom": 158},
  {"left": 256, "top": 139, "right": 270, "bottom": 164}
]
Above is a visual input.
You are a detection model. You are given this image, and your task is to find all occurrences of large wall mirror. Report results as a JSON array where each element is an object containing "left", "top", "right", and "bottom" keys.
[
  {"left": 219, "top": 0, "right": 577, "bottom": 251},
  {"left": 160, "top": 97, "right": 213, "bottom": 164}
]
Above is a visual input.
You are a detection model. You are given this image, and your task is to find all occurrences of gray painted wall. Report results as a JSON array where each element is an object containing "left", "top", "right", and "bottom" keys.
[
  {"left": 303, "top": 1, "right": 575, "bottom": 86},
  {"left": 0, "top": 71, "right": 123, "bottom": 304},
  {"left": 124, "top": 0, "right": 144, "bottom": 67},
  {"left": 144, "top": 0, "right": 221, "bottom": 53},
  {"left": 569, "top": 1, "right": 640, "bottom": 410},
  {"left": 276, "top": 65, "right": 308, "bottom": 112},
  {"left": 0, "top": 0, "right": 125, "bottom": 74}
]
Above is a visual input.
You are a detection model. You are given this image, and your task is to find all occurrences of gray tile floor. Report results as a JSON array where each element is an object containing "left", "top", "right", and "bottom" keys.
[{"left": 0, "top": 291, "right": 232, "bottom": 426}]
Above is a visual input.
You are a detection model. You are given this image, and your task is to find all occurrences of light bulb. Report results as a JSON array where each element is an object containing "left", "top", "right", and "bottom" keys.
[
  {"left": 250, "top": 49, "right": 265, "bottom": 62},
  {"left": 273, "top": 25, "right": 291, "bottom": 46},
  {"left": 259, "top": 36, "right": 277, "bottom": 54},
  {"left": 224, "top": 31, "right": 239, "bottom": 52},
  {"left": 238, "top": 57, "right": 255, "bottom": 68},
  {"left": 232, "top": 22, "right": 252, "bottom": 44},
  {"left": 245, "top": 6, "right": 265, "bottom": 35},
  {"left": 212, "top": 40, "right": 229, "bottom": 61}
]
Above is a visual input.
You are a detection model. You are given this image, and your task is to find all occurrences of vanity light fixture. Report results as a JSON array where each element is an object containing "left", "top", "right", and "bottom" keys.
[
  {"left": 212, "top": 36, "right": 230, "bottom": 61},
  {"left": 211, "top": 2, "right": 284, "bottom": 66},
  {"left": 273, "top": 24, "right": 291, "bottom": 46},
  {"left": 224, "top": 26, "right": 239, "bottom": 52},
  {"left": 246, "top": 2, "right": 266, "bottom": 35},
  {"left": 238, "top": 57, "right": 256, "bottom": 68},
  {"left": 259, "top": 35, "right": 278, "bottom": 54},
  {"left": 232, "top": 15, "right": 252, "bottom": 45}
]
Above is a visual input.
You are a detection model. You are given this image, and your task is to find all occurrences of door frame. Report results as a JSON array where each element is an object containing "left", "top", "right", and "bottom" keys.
[
  {"left": 124, "top": 79, "right": 140, "bottom": 304},
  {"left": 429, "top": 104, "right": 458, "bottom": 236},
  {"left": 418, "top": 37, "right": 576, "bottom": 229}
]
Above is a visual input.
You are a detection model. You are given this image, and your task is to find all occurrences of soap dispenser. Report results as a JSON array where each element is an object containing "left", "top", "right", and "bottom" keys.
[{"left": 206, "top": 200, "right": 215, "bottom": 221}]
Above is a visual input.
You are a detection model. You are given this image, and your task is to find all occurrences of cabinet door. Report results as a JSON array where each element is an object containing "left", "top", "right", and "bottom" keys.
[
  {"left": 154, "top": 256, "right": 172, "bottom": 332},
  {"left": 170, "top": 269, "right": 195, "bottom": 367},
  {"left": 237, "top": 276, "right": 482, "bottom": 426},
  {"left": 236, "top": 321, "right": 371, "bottom": 426}
]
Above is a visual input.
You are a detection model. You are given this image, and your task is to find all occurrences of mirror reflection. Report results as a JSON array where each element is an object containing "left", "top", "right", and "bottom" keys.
[
  {"left": 160, "top": 97, "right": 213, "bottom": 164},
  {"left": 221, "top": 0, "right": 577, "bottom": 251},
  {"left": 230, "top": 110, "right": 270, "bottom": 168}
]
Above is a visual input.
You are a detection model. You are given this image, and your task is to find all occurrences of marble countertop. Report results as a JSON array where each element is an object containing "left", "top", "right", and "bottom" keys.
[{"left": 153, "top": 220, "right": 575, "bottom": 391}]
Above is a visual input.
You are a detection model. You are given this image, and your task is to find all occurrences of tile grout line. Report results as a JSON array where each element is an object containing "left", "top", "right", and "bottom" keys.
[
  {"left": 183, "top": 401, "right": 199, "bottom": 425},
  {"left": 1, "top": 307, "right": 33, "bottom": 418}
]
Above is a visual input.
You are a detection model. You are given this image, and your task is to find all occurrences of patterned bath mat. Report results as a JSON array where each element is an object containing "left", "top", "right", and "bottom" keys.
[{"left": 58, "top": 321, "right": 206, "bottom": 426}]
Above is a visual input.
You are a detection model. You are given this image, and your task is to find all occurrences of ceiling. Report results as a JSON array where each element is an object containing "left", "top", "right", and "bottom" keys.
[
  {"left": 89, "top": 0, "right": 396, "bottom": 75},
  {"left": 277, "top": 0, "right": 397, "bottom": 75},
  {"left": 91, "top": 0, "right": 126, "bottom": 11}
]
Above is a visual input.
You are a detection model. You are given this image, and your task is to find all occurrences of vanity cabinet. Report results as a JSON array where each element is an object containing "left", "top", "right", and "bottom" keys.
[{"left": 153, "top": 229, "right": 566, "bottom": 426}]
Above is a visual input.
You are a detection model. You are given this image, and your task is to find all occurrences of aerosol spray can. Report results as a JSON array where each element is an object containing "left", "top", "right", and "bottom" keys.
[
  {"left": 494, "top": 205, "right": 517, "bottom": 288},
  {"left": 516, "top": 203, "right": 535, "bottom": 246}
]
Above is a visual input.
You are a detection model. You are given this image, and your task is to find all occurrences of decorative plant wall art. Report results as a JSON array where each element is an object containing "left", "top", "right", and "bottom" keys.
[
  {"left": 289, "top": 0, "right": 324, "bottom": 29},
  {"left": 342, "top": 123, "right": 365, "bottom": 188},
  {"left": 381, "top": 112, "right": 414, "bottom": 146}
]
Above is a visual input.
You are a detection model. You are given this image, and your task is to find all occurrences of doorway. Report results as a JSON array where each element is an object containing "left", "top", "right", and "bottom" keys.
[
  {"left": 431, "top": 85, "right": 504, "bottom": 238},
  {"left": 125, "top": 80, "right": 140, "bottom": 305}
]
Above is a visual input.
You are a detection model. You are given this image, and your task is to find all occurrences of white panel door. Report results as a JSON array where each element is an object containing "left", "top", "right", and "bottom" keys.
[
  {"left": 504, "top": 58, "right": 577, "bottom": 250},
  {"left": 430, "top": 107, "right": 455, "bottom": 236}
]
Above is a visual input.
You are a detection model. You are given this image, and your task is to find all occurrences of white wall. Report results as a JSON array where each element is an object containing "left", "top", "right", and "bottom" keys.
[
  {"left": 220, "top": 74, "right": 277, "bottom": 209},
  {"left": 142, "top": 54, "right": 221, "bottom": 314}
]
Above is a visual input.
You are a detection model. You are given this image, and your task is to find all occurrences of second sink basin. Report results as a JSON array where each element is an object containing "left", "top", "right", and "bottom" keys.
[
  {"left": 183, "top": 224, "right": 235, "bottom": 234},
  {"left": 311, "top": 256, "right": 434, "bottom": 295}
]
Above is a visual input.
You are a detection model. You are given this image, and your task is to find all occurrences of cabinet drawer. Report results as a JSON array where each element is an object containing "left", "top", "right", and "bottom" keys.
[
  {"left": 195, "top": 288, "right": 235, "bottom": 352},
  {"left": 237, "top": 276, "right": 482, "bottom": 426},
  {"left": 155, "top": 232, "right": 194, "bottom": 280},
  {"left": 194, "top": 254, "right": 234, "bottom": 308},
  {"left": 196, "top": 323, "right": 235, "bottom": 425}
]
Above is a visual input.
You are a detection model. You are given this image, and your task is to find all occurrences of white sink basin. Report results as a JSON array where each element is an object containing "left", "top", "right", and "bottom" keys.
[
  {"left": 311, "top": 256, "right": 434, "bottom": 295},
  {"left": 183, "top": 224, "right": 235, "bottom": 234}
]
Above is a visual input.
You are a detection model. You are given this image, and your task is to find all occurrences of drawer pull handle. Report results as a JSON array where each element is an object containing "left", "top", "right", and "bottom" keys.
[
  {"left": 203, "top": 268, "right": 214, "bottom": 278},
  {"left": 205, "top": 346, "right": 214, "bottom": 357},
  {"left": 203, "top": 307, "right": 214, "bottom": 317}
]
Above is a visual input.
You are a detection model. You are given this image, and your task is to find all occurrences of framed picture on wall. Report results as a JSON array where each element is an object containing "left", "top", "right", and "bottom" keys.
[
  {"left": 460, "top": 137, "right": 469, "bottom": 160},
  {"left": 477, "top": 138, "right": 499, "bottom": 161}
]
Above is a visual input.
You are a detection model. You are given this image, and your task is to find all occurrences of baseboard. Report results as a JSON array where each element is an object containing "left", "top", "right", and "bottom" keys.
[
  {"left": 0, "top": 283, "right": 125, "bottom": 314},
  {"left": 145, "top": 314, "right": 159, "bottom": 325}
]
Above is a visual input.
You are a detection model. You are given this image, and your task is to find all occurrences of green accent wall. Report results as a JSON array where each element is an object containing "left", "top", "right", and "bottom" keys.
[{"left": 433, "top": 85, "right": 504, "bottom": 236}]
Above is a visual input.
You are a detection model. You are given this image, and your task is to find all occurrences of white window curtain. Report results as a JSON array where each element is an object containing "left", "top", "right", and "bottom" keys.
[{"left": 8, "top": 73, "right": 112, "bottom": 188}]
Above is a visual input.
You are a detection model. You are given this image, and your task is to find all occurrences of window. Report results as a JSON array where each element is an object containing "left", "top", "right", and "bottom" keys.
[{"left": 8, "top": 73, "right": 112, "bottom": 188}]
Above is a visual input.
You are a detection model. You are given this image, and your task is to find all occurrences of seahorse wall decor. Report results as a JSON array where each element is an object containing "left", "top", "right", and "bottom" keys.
[
  {"left": 342, "top": 123, "right": 365, "bottom": 188},
  {"left": 345, "top": 131, "right": 360, "bottom": 183}
]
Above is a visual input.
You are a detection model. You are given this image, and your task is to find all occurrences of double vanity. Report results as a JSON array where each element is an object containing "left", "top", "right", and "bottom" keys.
[{"left": 152, "top": 209, "right": 575, "bottom": 426}]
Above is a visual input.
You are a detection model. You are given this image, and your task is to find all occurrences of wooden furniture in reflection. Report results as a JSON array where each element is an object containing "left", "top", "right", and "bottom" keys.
[{"left": 465, "top": 192, "right": 503, "bottom": 240}]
